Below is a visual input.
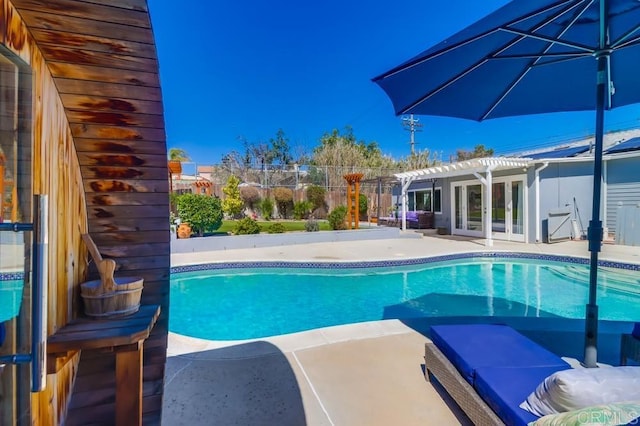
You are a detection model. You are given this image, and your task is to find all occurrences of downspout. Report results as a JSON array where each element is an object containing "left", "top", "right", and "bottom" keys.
[{"left": 534, "top": 162, "right": 549, "bottom": 242}]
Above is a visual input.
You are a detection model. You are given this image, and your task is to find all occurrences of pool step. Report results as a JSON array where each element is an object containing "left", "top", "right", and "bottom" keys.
[{"left": 544, "top": 265, "right": 640, "bottom": 296}]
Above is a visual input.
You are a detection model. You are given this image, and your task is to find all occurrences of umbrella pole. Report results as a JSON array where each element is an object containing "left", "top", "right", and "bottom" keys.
[{"left": 583, "top": 0, "right": 609, "bottom": 368}]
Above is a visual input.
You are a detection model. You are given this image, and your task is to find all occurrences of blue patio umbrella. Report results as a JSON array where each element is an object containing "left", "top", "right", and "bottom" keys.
[{"left": 373, "top": 0, "right": 640, "bottom": 368}]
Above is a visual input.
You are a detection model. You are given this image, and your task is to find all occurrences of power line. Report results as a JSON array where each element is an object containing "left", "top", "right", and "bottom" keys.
[{"left": 402, "top": 114, "right": 423, "bottom": 154}]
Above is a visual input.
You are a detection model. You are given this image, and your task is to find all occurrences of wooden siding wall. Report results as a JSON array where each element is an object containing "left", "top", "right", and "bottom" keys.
[{"left": 4, "top": 0, "right": 169, "bottom": 424}]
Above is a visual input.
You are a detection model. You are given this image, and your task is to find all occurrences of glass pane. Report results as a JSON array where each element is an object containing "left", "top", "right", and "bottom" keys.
[
  {"left": 415, "top": 190, "right": 431, "bottom": 211},
  {"left": 454, "top": 186, "right": 462, "bottom": 229},
  {"left": 492, "top": 182, "right": 506, "bottom": 233},
  {"left": 433, "top": 189, "right": 441, "bottom": 213},
  {"left": 408, "top": 191, "right": 415, "bottom": 211},
  {"left": 512, "top": 181, "right": 524, "bottom": 234},
  {"left": 0, "top": 46, "right": 32, "bottom": 425},
  {"left": 467, "top": 184, "right": 482, "bottom": 231}
]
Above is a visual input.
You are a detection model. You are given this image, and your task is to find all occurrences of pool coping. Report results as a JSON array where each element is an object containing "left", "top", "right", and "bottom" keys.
[{"left": 170, "top": 250, "right": 640, "bottom": 274}]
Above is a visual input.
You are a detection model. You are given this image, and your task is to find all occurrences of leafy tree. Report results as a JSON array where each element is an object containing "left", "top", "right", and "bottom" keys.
[
  {"left": 456, "top": 144, "right": 494, "bottom": 161},
  {"left": 396, "top": 149, "right": 439, "bottom": 170},
  {"left": 222, "top": 175, "right": 244, "bottom": 218},
  {"left": 273, "top": 187, "right": 294, "bottom": 219},
  {"left": 311, "top": 127, "right": 396, "bottom": 188},
  {"left": 176, "top": 193, "right": 223, "bottom": 236},
  {"left": 168, "top": 148, "right": 190, "bottom": 161},
  {"left": 239, "top": 185, "right": 261, "bottom": 210},
  {"left": 306, "top": 185, "right": 326, "bottom": 210}
]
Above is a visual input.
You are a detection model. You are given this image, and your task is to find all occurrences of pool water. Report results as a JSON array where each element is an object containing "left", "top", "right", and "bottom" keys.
[
  {"left": 0, "top": 280, "right": 24, "bottom": 323},
  {"left": 170, "top": 258, "right": 640, "bottom": 340}
]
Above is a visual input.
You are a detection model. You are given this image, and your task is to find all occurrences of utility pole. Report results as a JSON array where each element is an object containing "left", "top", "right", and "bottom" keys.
[{"left": 402, "top": 114, "right": 423, "bottom": 154}]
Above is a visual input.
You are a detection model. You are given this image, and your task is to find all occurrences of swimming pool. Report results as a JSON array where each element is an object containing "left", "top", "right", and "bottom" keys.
[{"left": 170, "top": 254, "right": 640, "bottom": 340}]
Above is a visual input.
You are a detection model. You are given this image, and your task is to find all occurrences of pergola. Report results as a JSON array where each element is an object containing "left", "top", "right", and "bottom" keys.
[{"left": 395, "top": 157, "right": 531, "bottom": 246}]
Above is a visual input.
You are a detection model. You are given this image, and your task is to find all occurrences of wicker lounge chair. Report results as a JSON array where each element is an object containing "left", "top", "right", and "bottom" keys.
[
  {"left": 620, "top": 323, "right": 640, "bottom": 366},
  {"left": 424, "top": 324, "right": 570, "bottom": 426}
]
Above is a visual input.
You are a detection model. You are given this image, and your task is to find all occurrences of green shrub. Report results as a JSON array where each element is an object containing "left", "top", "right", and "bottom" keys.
[
  {"left": 293, "top": 200, "right": 313, "bottom": 220},
  {"left": 176, "top": 193, "right": 223, "bottom": 236},
  {"left": 233, "top": 217, "right": 261, "bottom": 235},
  {"left": 306, "top": 185, "right": 326, "bottom": 210},
  {"left": 359, "top": 194, "right": 368, "bottom": 216},
  {"left": 267, "top": 222, "right": 286, "bottom": 234},
  {"left": 222, "top": 175, "right": 244, "bottom": 218},
  {"left": 259, "top": 198, "right": 274, "bottom": 220},
  {"left": 305, "top": 218, "right": 320, "bottom": 232},
  {"left": 273, "top": 187, "right": 294, "bottom": 218},
  {"left": 327, "top": 205, "right": 348, "bottom": 230}
]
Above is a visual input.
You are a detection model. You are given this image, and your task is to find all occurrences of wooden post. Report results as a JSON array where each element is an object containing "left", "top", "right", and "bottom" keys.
[{"left": 343, "top": 173, "right": 364, "bottom": 229}]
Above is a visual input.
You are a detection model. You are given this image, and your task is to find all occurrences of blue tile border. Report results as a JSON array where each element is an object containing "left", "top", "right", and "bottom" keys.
[
  {"left": 0, "top": 272, "right": 24, "bottom": 281},
  {"left": 171, "top": 251, "right": 640, "bottom": 274}
]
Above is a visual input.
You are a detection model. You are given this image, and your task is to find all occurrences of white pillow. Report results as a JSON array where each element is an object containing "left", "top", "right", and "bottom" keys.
[{"left": 520, "top": 366, "right": 640, "bottom": 417}]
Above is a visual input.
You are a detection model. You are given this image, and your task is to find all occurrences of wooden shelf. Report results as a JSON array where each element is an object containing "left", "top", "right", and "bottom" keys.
[{"left": 48, "top": 304, "right": 161, "bottom": 425}]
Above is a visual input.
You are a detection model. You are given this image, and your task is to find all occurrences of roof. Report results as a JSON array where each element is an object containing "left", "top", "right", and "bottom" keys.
[{"left": 605, "top": 137, "right": 640, "bottom": 154}]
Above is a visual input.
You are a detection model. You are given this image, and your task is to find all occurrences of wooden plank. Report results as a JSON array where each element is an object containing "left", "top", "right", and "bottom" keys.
[
  {"left": 115, "top": 344, "right": 143, "bottom": 425},
  {"left": 67, "top": 110, "right": 164, "bottom": 128},
  {"left": 77, "top": 0, "right": 149, "bottom": 12},
  {"left": 12, "top": 0, "right": 151, "bottom": 27},
  {"left": 40, "top": 45, "right": 157, "bottom": 71},
  {"left": 55, "top": 78, "right": 162, "bottom": 101},
  {"left": 111, "top": 255, "right": 171, "bottom": 271},
  {"left": 81, "top": 165, "right": 169, "bottom": 180},
  {"left": 48, "top": 62, "right": 159, "bottom": 87},
  {"left": 87, "top": 218, "right": 169, "bottom": 233},
  {"left": 85, "top": 192, "right": 170, "bottom": 207},
  {"left": 84, "top": 179, "right": 169, "bottom": 194},
  {"left": 16, "top": 9, "right": 154, "bottom": 43},
  {"left": 71, "top": 123, "right": 164, "bottom": 140},
  {"left": 86, "top": 205, "right": 168, "bottom": 221},
  {"left": 75, "top": 139, "right": 167, "bottom": 155},
  {"left": 87, "top": 231, "right": 169, "bottom": 245},
  {"left": 47, "top": 305, "right": 160, "bottom": 352},
  {"left": 61, "top": 94, "right": 162, "bottom": 115},
  {"left": 77, "top": 152, "right": 166, "bottom": 168},
  {"left": 32, "top": 28, "right": 157, "bottom": 58}
]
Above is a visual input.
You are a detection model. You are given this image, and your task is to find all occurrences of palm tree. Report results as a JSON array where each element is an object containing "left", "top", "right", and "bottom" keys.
[
  {"left": 168, "top": 148, "right": 190, "bottom": 193},
  {"left": 168, "top": 148, "right": 190, "bottom": 162}
]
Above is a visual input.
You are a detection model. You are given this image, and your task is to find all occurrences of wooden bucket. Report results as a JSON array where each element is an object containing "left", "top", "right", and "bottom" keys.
[{"left": 80, "top": 277, "right": 144, "bottom": 318}]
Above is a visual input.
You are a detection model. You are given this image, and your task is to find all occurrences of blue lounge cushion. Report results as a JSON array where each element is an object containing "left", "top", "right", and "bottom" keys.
[
  {"left": 632, "top": 323, "right": 640, "bottom": 339},
  {"left": 474, "top": 365, "right": 569, "bottom": 426},
  {"left": 430, "top": 324, "right": 569, "bottom": 385}
]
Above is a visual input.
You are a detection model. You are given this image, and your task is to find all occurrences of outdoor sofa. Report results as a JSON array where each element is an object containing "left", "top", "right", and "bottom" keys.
[
  {"left": 379, "top": 211, "right": 434, "bottom": 229},
  {"left": 425, "top": 323, "right": 640, "bottom": 426}
]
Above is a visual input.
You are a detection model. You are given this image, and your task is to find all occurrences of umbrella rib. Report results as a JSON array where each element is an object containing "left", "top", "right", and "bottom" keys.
[
  {"left": 398, "top": 0, "right": 588, "bottom": 114},
  {"left": 480, "top": 0, "right": 593, "bottom": 119},
  {"left": 498, "top": 27, "right": 594, "bottom": 53},
  {"left": 372, "top": 0, "right": 577, "bottom": 81},
  {"left": 612, "top": 26, "right": 640, "bottom": 49}
]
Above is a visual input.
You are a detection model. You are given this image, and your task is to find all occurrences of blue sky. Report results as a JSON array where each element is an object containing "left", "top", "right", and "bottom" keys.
[{"left": 148, "top": 0, "right": 640, "bottom": 165}]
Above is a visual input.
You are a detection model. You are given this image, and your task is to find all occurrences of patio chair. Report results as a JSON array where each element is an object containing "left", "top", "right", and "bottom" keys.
[{"left": 620, "top": 323, "right": 640, "bottom": 366}]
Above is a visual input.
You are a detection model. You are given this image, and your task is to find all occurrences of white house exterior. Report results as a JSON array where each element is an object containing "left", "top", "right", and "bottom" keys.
[{"left": 394, "top": 129, "right": 640, "bottom": 247}]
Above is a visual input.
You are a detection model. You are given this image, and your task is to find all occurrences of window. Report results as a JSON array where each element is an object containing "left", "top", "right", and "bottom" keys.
[{"left": 408, "top": 188, "right": 442, "bottom": 213}]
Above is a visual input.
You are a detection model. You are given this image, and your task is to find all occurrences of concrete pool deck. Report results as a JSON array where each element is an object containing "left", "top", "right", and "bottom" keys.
[{"left": 164, "top": 233, "right": 640, "bottom": 425}]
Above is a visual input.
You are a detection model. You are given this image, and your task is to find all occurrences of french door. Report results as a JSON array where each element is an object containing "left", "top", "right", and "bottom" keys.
[{"left": 452, "top": 177, "right": 526, "bottom": 241}]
